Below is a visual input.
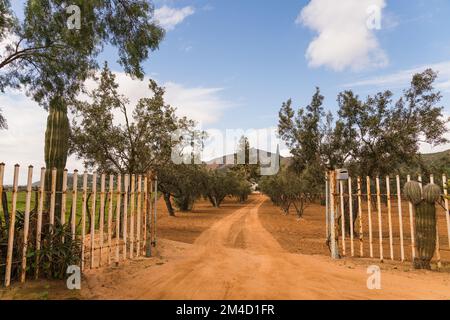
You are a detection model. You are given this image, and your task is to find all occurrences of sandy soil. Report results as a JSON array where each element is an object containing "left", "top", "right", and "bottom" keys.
[{"left": 76, "top": 195, "right": 450, "bottom": 300}]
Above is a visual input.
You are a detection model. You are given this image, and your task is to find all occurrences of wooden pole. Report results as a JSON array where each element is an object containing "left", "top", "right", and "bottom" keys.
[
  {"left": 90, "top": 172, "right": 97, "bottom": 269},
  {"left": 146, "top": 172, "right": 153, "bottom": 257},
  {"left": 339, "top": 180, "right": 346, "bottom": 256},
  {"left": 123, "top": 174, "right": 129, "bottom": 259},
  {"left": 98, "top": 173, "right": 106, "bottom": 267},
  {"left": 5, "top": 164, "right": 19, "bottom": 287},
  {"left": 348, "top": 177, "right": 354, "bottom": 257},
  {"left": 49, "top": 167, "right": 57, "bottom": 227},
  {"left": 442, "top": 175, "right": 450, "bottom": 248},
  {"left": 366, "top": 177, "right": 374, "bottom": 258},
  {"left": 376, "top": 177, "right": 384, "bottom": 262},
  {"left": 418, "top": 175, "right": 423, "bottom": 189},
  {"left": 386, "top": 176, "right": 394, "bottom": 261},
  {"left": 143, "top": 175, "right": 148, "bottom": 256},
  {"left": 129, "top": 174, "right": 136, "bottom": 259},
  {"left": 20, "top": 165, "right": 33, "bottom": 283},
  {"left": 107, "top": 175, "right": 114, "bottom": 265},
  {"left": 153, "top": 175, "right": 158, "bottom": 247},
  {"left": 71, "top": 170, "right": 78, "bottom": 240},
  {"left": 407, "top": 175, "right": 416, "bottom": 260},
  {"left": 357, "top": 177, "right": 364, "bottom": 257},
  {"left": 329, "top": 171, "right": 339, "bottom": 259},
  {"left": 115, "top": 175, "right": 122, "bottom": 264},
  {"left": 81, "top": 172, "right": 88, "bottom": 271},
  {"left": 35, "top": 167, "right": 45, "bottom": 279},
  {"left": 396, "top": 175, "right": 405, "bottom": 262},
  {"left": 61, "top": 169, "right": 68, "bottom": 226},
  {"left": 430, "top": 175, "right": 441, "bottom": 269},
  {"left": 136, "top": 175, "right": 142, "bottom": 257}
]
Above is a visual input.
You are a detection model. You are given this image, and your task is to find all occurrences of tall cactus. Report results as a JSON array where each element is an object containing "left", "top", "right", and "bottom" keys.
[
  {"left": 404, "top": 181, "right": 440, "bottom": 270},
  {"left": 44, "top": 96, "right": 69, "bottom": 220}
]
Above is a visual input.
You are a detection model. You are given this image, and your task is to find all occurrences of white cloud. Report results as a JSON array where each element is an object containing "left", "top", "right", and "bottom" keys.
[
  {"left": 297, "top": 0, "right": 388, "bottom": 71},
  {"left": 344, "top": 60, "right": 450, "bottom": 92},
  {"left": 163, "top": 82, "right": 231, "bottom": 125},
  {"left": 154, "top": 6, "right": 195, "bottom": 31}
]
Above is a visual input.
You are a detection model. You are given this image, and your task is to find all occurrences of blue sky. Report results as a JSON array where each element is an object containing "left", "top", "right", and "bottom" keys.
[
  {"left": 115, "top": 0, "right": 450, "bottom": 130},
  {"left": 2, "top": 0, "right": 450, "bottom": 181}
]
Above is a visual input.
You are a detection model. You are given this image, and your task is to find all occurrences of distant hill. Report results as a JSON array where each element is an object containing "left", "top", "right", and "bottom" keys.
[
  {"left": 206, "top": 148, "right": 291, "bottom": 171},
  {"left": 205, "top": 148, "right": 450, "bottom": 175}
]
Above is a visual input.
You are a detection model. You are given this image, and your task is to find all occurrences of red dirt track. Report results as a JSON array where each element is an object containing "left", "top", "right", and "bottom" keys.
[{"left": 80, "top": 195, "right": 450, "bottom": 300}]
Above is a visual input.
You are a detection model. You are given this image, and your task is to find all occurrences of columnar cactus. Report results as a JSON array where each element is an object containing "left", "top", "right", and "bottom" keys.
[
  {"left": 404, "top": 181, "right": 441, "bottom": 270},
  {"left": 44, "top": 97, "right": 69, "bottom": 219}
]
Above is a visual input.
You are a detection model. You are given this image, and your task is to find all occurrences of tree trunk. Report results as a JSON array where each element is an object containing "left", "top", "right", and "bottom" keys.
[
  {"left": 44, "top": 96, "right": 69, "bottom": 223},
  {"left": 163, "top": 193, "right": 175, "bottom": 216}
]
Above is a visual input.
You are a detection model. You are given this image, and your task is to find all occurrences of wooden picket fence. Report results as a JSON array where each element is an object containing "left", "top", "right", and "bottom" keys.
[
  {"left": 0, "top": 163, "right": 158, "bottom": 287},
  {"left": 326, "top": 172, "right": 450, "bottom": 266}
]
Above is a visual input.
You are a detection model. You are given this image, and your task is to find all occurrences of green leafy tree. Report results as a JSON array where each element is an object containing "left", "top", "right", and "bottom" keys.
[
  {"left": 231, "top": 135, "right": 260, "bottom": 181},
  {"left": 0, "top": 0, "right": 164, "bottom": 214},
  {"left": 260, "top": 167, "right": 312, "bottom": 218},
  {"left": 70, "top": 64, "right": 200, "bottom": 216},
  {"left": 278, "top": 69, "right": 449, "bottom": 182},
  {"left": 334, "top": 69, "right": 448, "bottom": 177},
  {"left": 278, "top": 87, "right": 327, "bottom": 192}
]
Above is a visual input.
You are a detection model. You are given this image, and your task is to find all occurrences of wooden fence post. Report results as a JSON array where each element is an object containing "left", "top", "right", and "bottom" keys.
[
  {"left": 90, "top": 172, "right": 97, "bottom": 269},
  {"left": 115, "top": 175, "right": 122, "bottom": 264},
  {"left": 442, "top": 174, "right": 450, "bottom": 248},
  {"left": 136, "top": 175, "right": 142, "bottom": 257},
  {"left": 386, "top": 176, "right": 394, "bottom": 261},
  {"left": 81, "top": 171, "right": 88, "bottom": 271},
  {"left": 357, "top": 177, "right": 364, "bottom": 257},
  {"left": 366, "top": 177, "right": 374, "bottom": 258},
  {"left": 35, "top": 167, "right": 45, "bottom": 279},
  {"left": 396, "top": 175, "right": 405, "bottom": 262},
  {"left": 20, "top": 165, "right": 33, "bottom": 283},
  {"left": 153, "top": 175, "right": 158, "bottom": 247},
  {"left": 348, "top": 177, "right": 354, "bottom": 257},
  {"left": 143, "top": 175, "right": 148, "bottom": 256},
  {"left": 339, "top": 180, "right": 346, "bottom": 256},
  {"left": 376, "top": 177, "right": 384, "bottom": 262},
  {"left": 146, "top": 172, "right": 153, "bottom": 257},
  {"left": 99, "top": 173, "right": 106, "bottom": 267},
  {"left": 107, "top": 175, "right": 114, "bottom": 265},
  {"left": 49, "top": 167, "right": 57, "bottom": 227},
  {"left": 5, "top": 164, "right": 19, "bottom": 287},
  {"left": 123, "top": 174, "right": 129, "bottom": 259},
  {"left": 71, "top": 170, "right": 78, "bottom": 240},
  {"left": 61, "top": 169, "right": 68, "bottom": 226},
  {"left": 129, "top": 174, "right": 136, "bottom": 259},
  {"left": 329, "top": 171, "right": 339, "bottom": 259},
  {"left": 407, "top": 175, "right": 416, "bottom": 260},
  {"left": 430, "top": 175, "right": 441, "bottom": 269}
]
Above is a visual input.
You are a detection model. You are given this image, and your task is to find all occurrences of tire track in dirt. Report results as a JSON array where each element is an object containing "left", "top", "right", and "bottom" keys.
[{"left": 82, "top": 195, "right": 450, "bottom": 300}]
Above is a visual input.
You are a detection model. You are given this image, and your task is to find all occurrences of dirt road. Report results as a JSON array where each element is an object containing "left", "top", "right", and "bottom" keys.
[{"left": 82, "top": 196, "right": 450, "bottom": 300}]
